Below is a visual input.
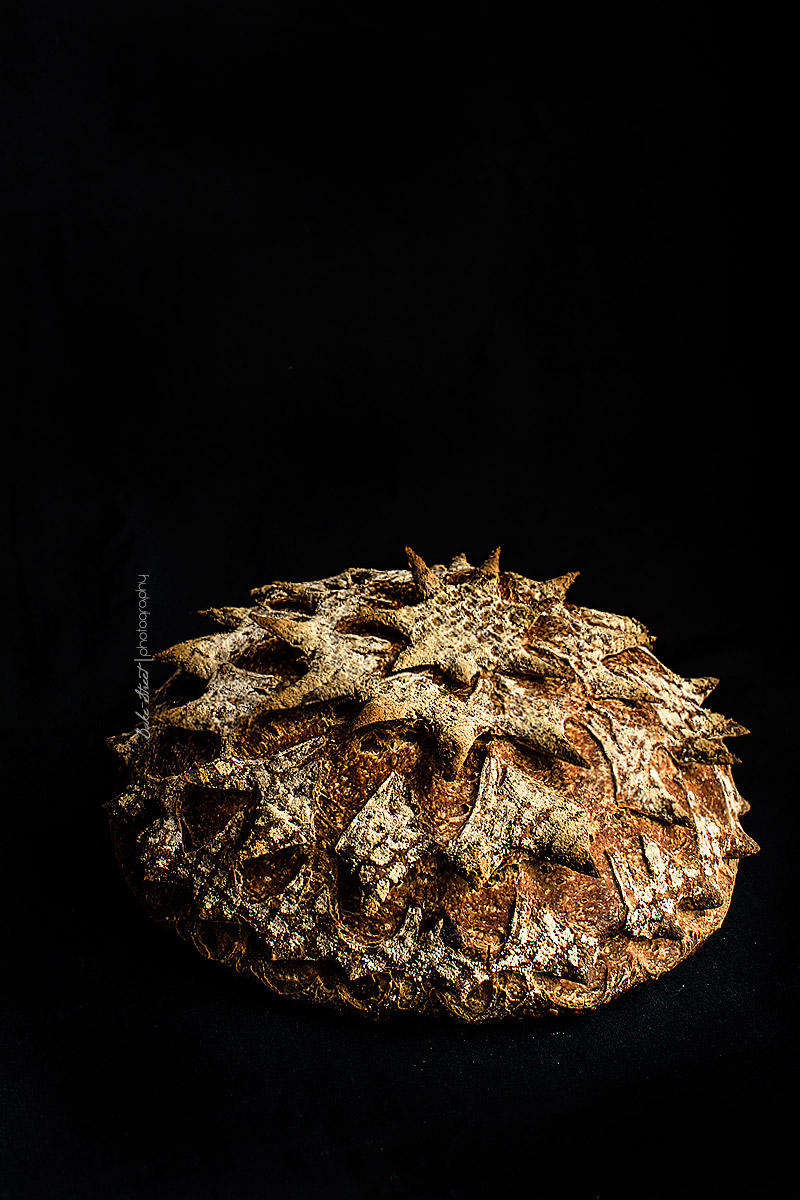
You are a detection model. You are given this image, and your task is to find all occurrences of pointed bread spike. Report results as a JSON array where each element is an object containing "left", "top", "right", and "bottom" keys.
[
  {"left": 153, "top": 637, "right": 221, "bottom": 679},
  {"left": 334, "top": 774, "right": 431, "bottom": 901},
  {"left": 625, "top": 787, "right": 692, "bottom": 828},
  {"left": 677, "top": 737, "right": 741, "bottom": 766},
  {"left": 435, "top": 725, "right": 474, "bottom": 777},
  {"left": 726, "top": 719, "right": 750, "bottom": 737},
  {"left": 444, "top": 651, "right": 479, "bottom": 686},
  {"left": 589, "top": 664, "right": 654, "bottom": 702},
  {"left": 249, "top": 580, "right": 321, "bottom": 606},
  {"left": 350, "top": 602, "right": 406, "bottom": 633},
  {"left": 475, "top": 546, "right": 502, "bottom": 588},
  {"left": 405, "top": 546, "right": 444, "bottom": 599},
  {"left": 607, "top": 841, "right": 686, "bottom": 942},
  {"left": 448, "top": 551, "right": 471, "bottom": 569},
  {"left": 538, "top": 570, "right": 580, "bottom": 601},
  {"left": 106, "top": 732, "right": 139, "bottom": 760},
  {"left": 351, "top": 694, "right": 411, "bottom": 731},
  {"left": 248, "top": 610, "right": 314, "bottom": 650},
  {"left": 701, "top": 711, "right": 750, "bottom": 738},
  {"left": 680, "top": 876, "right": 726, "bottom": 912},
  {"left": 725, "top": 830, "right": 760, "bottom": 859},
  {"left": 392, "top": 642, "right": 438, "bottom": 674},
  {"left": 152, "top": 642, "right": 188, "bottom": 665},
  {"left": 658, "top": 915, "right": 687, "bottom": 941},
  {"left": 688, "top": 676, "right": 720, "bottom": 702},
  {"left": 392, "top": 641, "right": 479, "bottom": 684},
  {"left": 530, "top": 807, "right": 598, "bottom": 877},
  {"left": 500, "top": 715, "right": 589, "bottom": 768},
  {"left": 601, "top": 629, "right": 653, "bottom": 657},
  {"left": 256, "top": 673, "right": 329, "bottom": 710},
  {"left": 198, "top": 606, "right": 250, "bottom": 629},
  {"left": 500, "top": 647, "right": 574, "bottom": 681}
]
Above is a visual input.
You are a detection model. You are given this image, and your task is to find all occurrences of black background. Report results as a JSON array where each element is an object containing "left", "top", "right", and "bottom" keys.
[{"left": 5, "top": 4, "right": 790, "bottom": 1198}]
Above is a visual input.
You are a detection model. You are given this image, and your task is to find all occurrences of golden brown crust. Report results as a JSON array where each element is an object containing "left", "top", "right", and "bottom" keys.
[{"left": 106, "top": 548, "right": 757, "bottom": 1021}]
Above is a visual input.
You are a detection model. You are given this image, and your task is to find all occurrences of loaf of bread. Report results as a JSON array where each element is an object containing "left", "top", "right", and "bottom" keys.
[{"left": 106, "top": 547, "right": 757, "bottom": 1020}]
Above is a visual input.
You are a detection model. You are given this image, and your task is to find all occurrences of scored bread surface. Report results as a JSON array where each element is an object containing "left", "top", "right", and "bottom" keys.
[{"left": 107, "top": 548, "right": 758, "bottom": 1021}]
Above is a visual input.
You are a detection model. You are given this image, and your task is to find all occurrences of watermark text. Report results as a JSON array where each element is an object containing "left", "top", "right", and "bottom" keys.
[{"left": 134, "top": 574, "right": 152, "bottom": 738}]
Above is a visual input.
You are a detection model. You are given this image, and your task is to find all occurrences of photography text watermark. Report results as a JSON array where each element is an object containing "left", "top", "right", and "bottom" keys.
[{"left": 134, "top": 574, "right": 152, "bottom": 738}]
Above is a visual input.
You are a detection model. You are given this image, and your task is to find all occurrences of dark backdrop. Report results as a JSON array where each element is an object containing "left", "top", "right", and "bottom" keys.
[{"left": 5, "top": 4, "right": 789, "bottom": 1198}]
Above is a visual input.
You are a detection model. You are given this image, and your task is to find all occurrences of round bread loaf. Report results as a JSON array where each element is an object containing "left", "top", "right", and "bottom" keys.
[{"left": 106, "top": 548, "right": 757, "bottom": 1020}]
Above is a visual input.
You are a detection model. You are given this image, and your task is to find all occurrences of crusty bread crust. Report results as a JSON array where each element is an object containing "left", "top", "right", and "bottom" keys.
[{"left": 107, "top": 549, "right": 757, "bottom": 1020}]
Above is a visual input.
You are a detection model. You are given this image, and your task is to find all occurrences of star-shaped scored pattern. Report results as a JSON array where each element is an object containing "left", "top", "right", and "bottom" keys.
[
  {"left": 235, "top": 863, "right": 325, "bottom": 958},
  {"left": 248, "top": 592, "right": 385, "bottom": 710},
  {"left": 617, "top": 654, "right": 749, "bottom": 766},
  {"left": 153, "top": 609, "right": 261, "bottom": 680},
  {"left": 535, "top": 601, "right": 656, "bottom": 703},
  {"left": 130, "top": 739, "right": 324, "bottom": 875},
  {"left": 350, "top": 672, "right": 588, "bottom": 777},
  {"left": 239, "top": 738, "right": 325, "bottom": 856},
  {"left": 136, "top": 812, "right": 186, "bottom": 883},
  {"left": 494, "top": 884, "right": 600, "bottom": 985},
  {"left": 138, "top": 741, "right": 327, "bottom": 930},
  {"left": 336, "top": 905, "right": 492, "bottom": 997},
  {"left": 335, "top": 773, "right": 433, "bottom": 901},
  {"left": 156, "top": 662, "right": 280, "bottom": 734},
  {"left": 582, "top": 711, "right": 692, "bottom": 827},
  {"left": 358, "top": 546, "right": 575, "bottom": 686},
  {"left": 677, "top": 792, "right": 731, "bottom": 912},
  {"left": 605, "top": 820, "right": 732, "bottom": 942},
  {"left": 606, "top": 837, "right": 688, "bottom": 940},
  {"left": 699, "top": 769, "right": 759, "bottom": 860},
  {"left": 443, "top": 752, "right": 597, "bottom": 884}
]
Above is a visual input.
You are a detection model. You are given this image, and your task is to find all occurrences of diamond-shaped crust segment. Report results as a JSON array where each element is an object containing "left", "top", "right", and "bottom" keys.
[
  {"left": 495, "top": 883, "right": 600, "bottom": 985},
  {"left": 351, "top": 672, "right": 588, "bottom": 776},
  {"left": 248, "top": 592, "right": 386, "bottom": 710},
  {"left": 107, "top": 547, "right": 758, "bottom": 1021},
  {"left": 242, "top": 738, "right": 324, "bottom": 854},
  {"left": 607, "top": 838, "right": 690, "bottom": 941},
  {"left": 443, "top": 753, "right": 595, "bottom": 885},
  {"left": 335, "top": 773, "right": 433, "bottom": 901},
  {"left": 356, "top": 547, "right": 573, "bottom": 687}
]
